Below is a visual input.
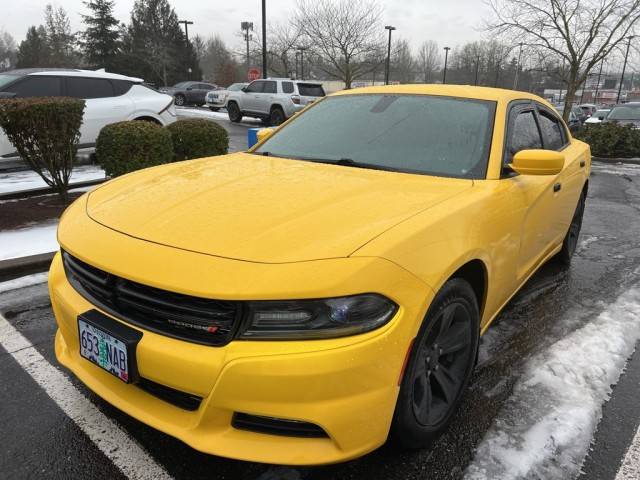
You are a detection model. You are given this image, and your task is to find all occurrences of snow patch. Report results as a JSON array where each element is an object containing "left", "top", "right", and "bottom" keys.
[
  {"left": 0, "top": 220, "right": 58, "bottom": 260},
  {"left": 0, "top": 165, "right": 104, "bottom": 194},
  {"left": 0, "top": 272, "right": 48, "bottom": 294},
  {"left": 465, "top": 286, "right": 640, "bottom": 480}
]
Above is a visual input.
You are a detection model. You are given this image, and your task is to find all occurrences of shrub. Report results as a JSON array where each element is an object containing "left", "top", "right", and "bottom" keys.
[
  {"left": 96, "top": 121, "right": 174, "bottom": 177},
  {"left": 0, "top": 97, "right": 85, "bottom": 201},
  {"left": 166, "top": 118, "right": 229, "bottom": 161},
  {"left": 575, "top": 122, "right": 640, "bottom": 158}
]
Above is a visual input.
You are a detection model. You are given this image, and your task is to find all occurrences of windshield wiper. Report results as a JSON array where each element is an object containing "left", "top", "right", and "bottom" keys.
[{"left": 308, "top": 157, "right": 396, "bottom": 172}]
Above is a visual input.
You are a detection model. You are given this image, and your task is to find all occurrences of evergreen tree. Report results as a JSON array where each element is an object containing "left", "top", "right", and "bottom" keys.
[
  {"left": 81, "top": 0, "right": 121, "bottom": 70},
  {"left": 44, "top": 4, "right": 79, "bottom": 67},
  {"left": 121, "top": 0, "right": 201, "bottom": 86},
  {"left": 16, "top": 26, "right": 51, "bottom": 68}
]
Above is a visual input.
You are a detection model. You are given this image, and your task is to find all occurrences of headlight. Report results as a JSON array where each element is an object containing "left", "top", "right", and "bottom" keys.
[{"left": 239, "top": 294, "right": 398, "bottom": 340}]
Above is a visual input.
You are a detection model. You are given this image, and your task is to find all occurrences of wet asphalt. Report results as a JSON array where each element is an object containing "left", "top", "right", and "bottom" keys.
[{"left": 1, "top": 162, "right": 639, "bottom": 479}]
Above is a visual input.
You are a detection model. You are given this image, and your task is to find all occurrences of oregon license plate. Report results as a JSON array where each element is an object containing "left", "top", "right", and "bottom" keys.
[{"left": 77, "top": 310, "right": 142, "bottom": 383}]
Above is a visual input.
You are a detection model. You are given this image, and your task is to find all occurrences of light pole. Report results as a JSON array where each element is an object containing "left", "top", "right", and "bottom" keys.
[
  {"left": 443, "top": 46, "right": 451, "bottom": 84},
  {"left": 261, "top": 0, "right": 267, "bottom": 79},
  {"left": 297, "top": 46, "right": 308, "bottom": 80},
  {"left": 513, "top": 42, "right": 524, "bottom": 90},
  {"left": 594, "top": 59, "right": 604, "bottom": 104},
  {"left": 474, "top": 53, "right": 480, "bottom": 86},
  {"left": 241, "top": 22, "right": 253, "bottom": 74},
  {"left": 384, "top": 26, "right": 396, "bottom": 85},
  {"left": 179, "top": 20, "right": 194, "bottom": 79},
  {"left": 617, "top": 36, "right": 635, "bottom": 103}
]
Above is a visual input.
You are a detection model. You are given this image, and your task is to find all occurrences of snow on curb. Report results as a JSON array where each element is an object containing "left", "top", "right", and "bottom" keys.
[
  {"left": 0, "top": 272, "right": 48, "bottom": 294},
  {"left": 0, "top": 220, "right": 59, "bottom": 261},
  {"left": 465, "top": 286, "right": 640, "bottom": 479}
]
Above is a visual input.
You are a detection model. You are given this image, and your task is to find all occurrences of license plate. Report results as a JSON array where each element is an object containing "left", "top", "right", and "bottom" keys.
[{"left": 78, "top": 310, "right": 142, "bottom": 383}]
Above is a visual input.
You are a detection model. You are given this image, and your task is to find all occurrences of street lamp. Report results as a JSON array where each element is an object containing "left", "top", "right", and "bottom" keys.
[
  {"left": 617, "top": 36, "right": 635, "bottom": 103},
  {"left": 442, "top": 47, "right": 451, "bottom": 84},
  {"left": 261, "top": 0, "right": 267, "bottom": 79},
  {"left": 297, "top": 46, "right": 308, "bottom": 80},
  {"left": 179, "top": 20, "right": 194, "bottom": 79},
  {"left": 594, "top": 59, "right": 604, "bottom": 104},
  {"left": 241, "top": 22, "right": 253, "bottom": 73},
  {"left": 384, "top": 26, "right": 396, "bottom": 85},
  {"left": 474, "top": 53, "right": 480, "bottom": 86}
]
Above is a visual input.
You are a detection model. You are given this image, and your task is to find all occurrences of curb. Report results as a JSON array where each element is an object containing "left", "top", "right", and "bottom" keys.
[
  {"left": 592, "top": 156, "right": 640, "bottom": 165},
  {"left": 0, "top": 178, "right": 105, "bottom": 201},
  {"left": 0, "top": 252, "right": 55, "bottom": 282}
]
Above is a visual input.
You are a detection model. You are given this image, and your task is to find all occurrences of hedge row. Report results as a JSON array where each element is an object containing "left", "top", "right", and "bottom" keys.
[
  {"left": 96, "top": 118, "right": 229, "bottom": 177},
  {"left": 575, "top": 122, "right": 640, "bottom": 159}
]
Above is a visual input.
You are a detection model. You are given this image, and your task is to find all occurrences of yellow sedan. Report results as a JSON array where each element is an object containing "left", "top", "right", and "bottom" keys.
[{"left": 49, "top": 85, "right": 590, "bottom": 465}]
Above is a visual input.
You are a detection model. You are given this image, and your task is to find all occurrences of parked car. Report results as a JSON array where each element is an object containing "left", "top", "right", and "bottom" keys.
[
  {"left": 603, "top": 103, "right": 640, "bottom": 128},
  {"left": 554, "top": 104, "right": 588, "bottom": 124},
  {"left": 0, "top": 68, "right": 176, "bottom": 160},
  {"left": 226, "top": 78, "right": 326, "bottom": 125},
  {"left": 584, "top": 108, "right": 611, "bottom": 124},
  {"left": 51, "top": 84, "right": 589, "bottom": 465},
  {"left": 159, "top": 81, "right": 219, "bottom": 107},
  {"left": 567, "top": 110, "right": 582, "bottom": 133},
  {"left": 205, "top": 83, "right": 247, "bottom": 111},
  {"left": 579, "top": 103, "right": 598, "bottom": 117}
]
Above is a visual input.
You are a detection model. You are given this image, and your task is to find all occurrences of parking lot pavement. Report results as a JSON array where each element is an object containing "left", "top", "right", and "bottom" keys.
[{"left": 1, "top": 162, "right": 640, "bottom": 479}]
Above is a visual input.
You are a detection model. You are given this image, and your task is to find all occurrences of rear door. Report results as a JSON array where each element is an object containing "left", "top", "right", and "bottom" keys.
[
  {"left": 65, "top": 76, "right": 135, "bottom": 147},
  {"left": 296, "top": 82, "right": 325, "bottom": 106}
]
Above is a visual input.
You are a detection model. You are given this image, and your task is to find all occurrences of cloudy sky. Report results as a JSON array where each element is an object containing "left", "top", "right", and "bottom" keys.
[{"left": 2, "top": 0, "right": 492, "bottom": 52}]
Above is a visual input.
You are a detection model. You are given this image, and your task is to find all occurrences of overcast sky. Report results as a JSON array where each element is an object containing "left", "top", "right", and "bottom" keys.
[{"left": 2, "top": 0, "right": 492, "bottom": 52}]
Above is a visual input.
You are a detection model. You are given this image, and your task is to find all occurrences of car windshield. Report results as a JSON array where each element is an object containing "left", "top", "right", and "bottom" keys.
[
  {"left": 0, "top": 74, "right": 19, "bottom": 89},
  {"left": 228, "top": 83, "right": 245, "bottom": 91},
  {"left": 594, "top": 109, "right": 610, "bottom": 117},
  {"left": 254, "top": 94, "right": 496, "bottom": 179},
  {"left": 608, "top": 105, "right": 640, "bottom": 121}
]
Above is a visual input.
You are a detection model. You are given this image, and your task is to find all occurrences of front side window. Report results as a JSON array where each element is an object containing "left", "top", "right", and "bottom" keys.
[
  {"left": 255, "top": 94, "right": 496, "bottom": 179},
  {"left": 507, "top": 110, "right": 542, "bottom": 162},
  {"left": 537, "top": 110, "right": 565, "bottom": 150},
  {"left": 5, "top": 76, "right": 63, "bottom": 97},
  {"left": 0, "top": 74, "right": 20, "bottom": 90},
  {"left": 66, "top": 77, "right": 114, "bottom": 99},
  {"left": 245, "top": 81, "right": 264, "bottom": 93}
]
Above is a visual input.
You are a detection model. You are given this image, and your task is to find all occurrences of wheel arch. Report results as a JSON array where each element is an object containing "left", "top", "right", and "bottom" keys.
[{"left": 132, "top": 115, "right": 162, "bottom": 125}]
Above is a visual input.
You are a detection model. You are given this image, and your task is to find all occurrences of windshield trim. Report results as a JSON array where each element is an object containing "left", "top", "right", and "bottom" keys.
[{"left": 252, "top": 93, "right": 497, "bottom": 180}]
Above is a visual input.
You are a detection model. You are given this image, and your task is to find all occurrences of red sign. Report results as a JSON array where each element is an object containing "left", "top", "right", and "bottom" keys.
[{"left": 248, "top": 68, "right": 261, "bottom": 81}]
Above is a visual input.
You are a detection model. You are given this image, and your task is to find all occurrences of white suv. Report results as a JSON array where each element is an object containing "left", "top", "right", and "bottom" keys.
[
  {"left": 226, "top": 78, "right": 325, "bottom": 125},
  {"left": 0, "top": 68, "right": 177, "bottom": 160}
]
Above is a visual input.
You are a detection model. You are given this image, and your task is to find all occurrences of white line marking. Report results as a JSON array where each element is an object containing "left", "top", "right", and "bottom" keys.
[
  {"left": 616, "top": 412, "right": 640, "bottom": 480},
  {"left": 0, "top": 313, "right": 172, "bottom": 480}
]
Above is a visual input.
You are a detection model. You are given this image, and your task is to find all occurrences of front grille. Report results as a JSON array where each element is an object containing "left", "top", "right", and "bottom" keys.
[
  {"left": 62, "top": 251, "right": 241, "bottom": 346},
  {"left": 137, "top": 377, "right": 202, "bottom": 411},
  {"left": 232, "top": 412, "right": 329, "bottom": 438}
]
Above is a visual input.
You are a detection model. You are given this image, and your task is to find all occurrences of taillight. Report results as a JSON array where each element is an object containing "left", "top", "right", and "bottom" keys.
[{"left": 291, "top": 95, "right": 301, "bottom": 105}]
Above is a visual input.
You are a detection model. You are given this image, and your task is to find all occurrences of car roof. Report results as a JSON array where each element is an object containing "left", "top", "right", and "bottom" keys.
[
  {"left": 331, "top": 84, "right": 555, "bottom": 108},
  {"left": 4, "top": 68, "right": 144, "bottom": 83}
]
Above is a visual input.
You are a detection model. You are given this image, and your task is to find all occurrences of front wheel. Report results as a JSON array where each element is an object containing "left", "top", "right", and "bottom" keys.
[
  {"left": 391, "top": 278, "right": 480, "bottom": 449},
  {"left": 227, "top": 102, "right": 243, "bottom": 123},
  {"left": 556, "top": 191, "right": 586, "bottom": 265}
]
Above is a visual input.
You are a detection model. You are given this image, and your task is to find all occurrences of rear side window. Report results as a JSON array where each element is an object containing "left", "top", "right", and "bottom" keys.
[
  {"left": 508, "top": 110, "right": 542, "bottom": 161},
  {"left": 67, "top": 77, "right": 114, "bottom": 99},
  {"left": 282, "top": 81, "right": 294, "bottom": 94},
  {"left": 112, "top": 80, "right": 134, "bottom": 96},
  {"left": 297, "top": 83, "right": 325, "bottom": 97},
  {"left": 263, "top": 81, "right": 277, "bottom": 94},
  {"left": 537, "top": 110, "right": 565, "bottom": 150},
  {"left": 5, "top": 76, "right": 63, "bottom": 97}
]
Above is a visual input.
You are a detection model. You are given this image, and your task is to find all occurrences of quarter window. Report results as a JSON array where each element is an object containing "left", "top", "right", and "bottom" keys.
[
  {"left": 537, "top": 110, "right": 565, "bottom": 150},
  {"left": 508, "top": 110, "right": 542, "bottom": 161},
  {"left": 282, "top": 81, "right": 294, "bottom": 94},
  {"left": 67, "top": 77, "right": 114, "bottom": 99},
  {"left": 5, "top": 76, "right": 63, "bottom": 97}
]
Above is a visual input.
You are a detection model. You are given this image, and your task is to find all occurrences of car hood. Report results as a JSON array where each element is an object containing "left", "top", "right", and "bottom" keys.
[{"left": 86, "top": 153, "right": 472, "bottom": 263}]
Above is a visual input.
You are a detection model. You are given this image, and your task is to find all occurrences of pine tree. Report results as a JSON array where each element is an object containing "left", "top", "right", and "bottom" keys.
[
  {"left": 43, "top": 4, "right": 79, "bottom": 67},
  {"left": 16, "top": 26, "right": 51, "bottom": 68},
  {"left": 81, "top": 0, "right": 121, "bottom": 70}
]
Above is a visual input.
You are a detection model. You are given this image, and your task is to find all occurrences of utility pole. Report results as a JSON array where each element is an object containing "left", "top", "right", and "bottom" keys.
[
  {"left": 241, "top": 22, "right": 253, "bottom": 74},
  {"left": 384, "top": 26, "right": 396, "bottom": 85},
  {"left": 513, "top": 42, "right": 523, "bottom": 90},
  {"left": 474, "top": 54, "right": 480, "bottom": 86},
  {"left": 443, "top": 46, "right": 451, "bottom": 84},
  {"left": 617, "top": 36, "right": 635, "bottom": 103},
  {"left": 179, "top": 20, "right": 194, "bottom": 79},
  {"left": 261, "top": 0, "right": 267, "bottom": 79},
  {"left": 594, "top": 59, "right": 604, "bottom": 104},
  {"left": 558, "top": 58, "right": 565, "bottom": 103},
  {"left": 297, "top": 46, "right": 308, "bottom": 80}
]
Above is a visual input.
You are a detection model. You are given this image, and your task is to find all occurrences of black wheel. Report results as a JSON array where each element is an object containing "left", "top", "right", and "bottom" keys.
[
  {"left": 227, "top": 102, "right": 242, "bottom": 123},
  {"left": 269, "top": 107, "right": 285, "bottom": 126},
  {"left": 209, "top": 107, "right": 220, "bottom": 112},
  {"left": 557, "top": 191, "right": 586, "bottom": 265},
  {"left": 391, "top": 278, "right": 480, "bottom": 449},
  {"left": 174, "top": 94, "right": 186, "bottom": 107}
]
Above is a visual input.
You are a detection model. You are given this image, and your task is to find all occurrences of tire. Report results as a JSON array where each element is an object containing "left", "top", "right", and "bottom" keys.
[
  {"left": 209, "top": 107, "right": 220, "bottom": 112},
  {"left": 174, "top": 94, "right": 186, "bottom": 107},
  {"left": 391, "top": 278, "right": 480, "bottom": 449},
  {"left": 269, "top": 106, "right": 286, "bottom": 126},
  {"left": 556, "top": 190, "right": 586, "bottom": 266},
  {"left": 227, "top": 102, "right": 243, "bottom": 123}
]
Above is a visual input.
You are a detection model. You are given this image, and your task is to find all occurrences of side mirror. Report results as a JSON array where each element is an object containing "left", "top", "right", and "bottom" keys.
[
  {"left": 256, "top": 128, "right": 274, "bottom": 143},
  {"left": 510, "top": 149, "right": 564, "bottom": 176}
]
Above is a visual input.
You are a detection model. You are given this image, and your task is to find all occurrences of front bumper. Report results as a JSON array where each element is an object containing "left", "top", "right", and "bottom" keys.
[{"left": 50, "top": 206, "right": 432, "bottom": 465}]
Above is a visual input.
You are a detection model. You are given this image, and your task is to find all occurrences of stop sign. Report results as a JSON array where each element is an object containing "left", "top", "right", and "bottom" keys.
[{"left": 248, "top": 68, "right": 261, "bottom": 81}]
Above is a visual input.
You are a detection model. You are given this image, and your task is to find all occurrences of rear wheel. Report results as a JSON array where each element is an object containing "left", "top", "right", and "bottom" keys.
[
  {"left": 269, "top": 106, "right": 285, "bottom": 126},
  {"left": 227, "top": 102, "right": 243, "bottom": 123},
  {"left": 174, "top": 94, "right": 185, "bottom": 107},
  {"left": 556, "top": 191, "right": 586, "bottom": 265},
  {"left": 391, "top": 278, "right": 480, "bottom": 449}
]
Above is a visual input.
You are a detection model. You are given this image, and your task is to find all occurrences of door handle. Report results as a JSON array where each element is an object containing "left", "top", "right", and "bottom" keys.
[
  {"left": 553, "top": 183, "right": 562, "bottom": 192},
  {"left": 580, "top": 160, "right": 586, "bottom": 167}
]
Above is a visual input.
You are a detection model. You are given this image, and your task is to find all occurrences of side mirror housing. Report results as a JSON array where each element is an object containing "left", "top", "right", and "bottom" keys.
[
  {"left": 256, "top": 128, "right": 274, "bottom": 143},
  {"left": 510, "top": 149, "right": 564, "bottom": 176}
]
